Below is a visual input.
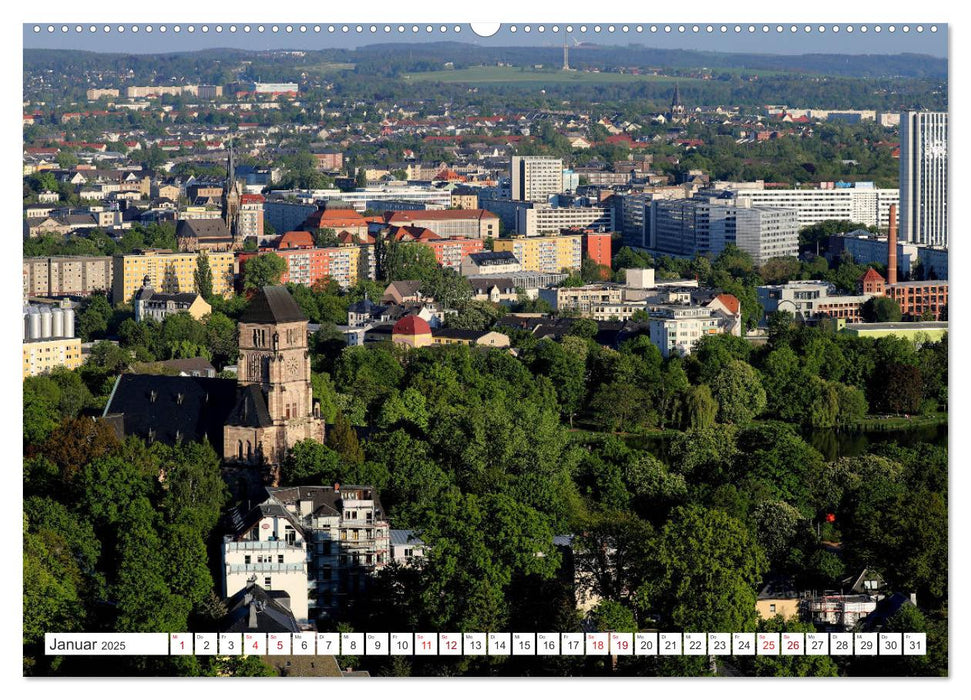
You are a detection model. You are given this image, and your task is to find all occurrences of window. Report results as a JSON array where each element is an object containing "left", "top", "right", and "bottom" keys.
[
  {"left": 278, "top": 554, "right": 284, "bottom": 563},
  {"left": 244, "top": 555, "right": 251, "bottom": 564},
  {"left": 264, "top": 576, "right": 272, "bottom": 588},
  {"left": 769, "top": 604, "right": 777, "bottom": 613}
]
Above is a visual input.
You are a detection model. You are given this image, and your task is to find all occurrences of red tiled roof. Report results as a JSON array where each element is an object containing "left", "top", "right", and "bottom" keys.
[
  {"left": 305, "top": 208, "right": 367, "bottom": 229},
  {"left": 385, "top": 209, "right": 496, "bottom": 223},
  {"left": 276, "top": 230, "right": 315, "bottom": 249},
  {"left": 714, "top": 293, "right": 741, "bottom": 315},
  {"left": 861, "top": 268, "right": 885, "bottom": 283},
  {"left": 337, "top": 230, "right": 375, "bottom": 245},
  {"left": 391, "top": 225, "right": 441, "bottom": 242},
  {"left": 392, "top": 315, "right": 431, "bottom": 336}
]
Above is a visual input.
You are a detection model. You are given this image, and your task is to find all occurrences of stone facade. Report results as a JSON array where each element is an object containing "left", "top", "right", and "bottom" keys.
[{"left": 223, "top": 288, "right": 325, "bottom": 473}]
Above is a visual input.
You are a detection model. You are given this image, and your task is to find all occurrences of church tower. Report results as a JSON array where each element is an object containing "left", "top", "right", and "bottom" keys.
[
  {"left": 224, "top": 286, "right": 324, "bottom": 472},
  {"left": 223, "top": 141, "right": 243, "bottom": 246},
  {"left": 669, "top": 83, "right": 686, "bottom": 122}
]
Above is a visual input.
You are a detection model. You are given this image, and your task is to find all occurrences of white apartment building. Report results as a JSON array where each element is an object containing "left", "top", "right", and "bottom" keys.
[
  {"left": 648, "top": 305, "right": 732, "bottom": 358},
  {"left": 222, "top": 503, "right": 312, "bottom": 625},
  {"left": 269, "top": 187, "right": 452, "bottom": 212},
  {"left": 511, "top": 155, "right": 564, "bottom": 202},
  {"left": 724, "top": 205, "right": 800, "bottom": 264},
  {"left": 223, "top": 485, "right": 391, "bottom": 627},
  {"left": 517, "top": 203, "right": 614, "bottom": 237},
  {"left": 899, "top": 111, "right": 948, "bottom": 247},
  {"left": 713, "top": 185, "right": 899, "bottom": 230}
]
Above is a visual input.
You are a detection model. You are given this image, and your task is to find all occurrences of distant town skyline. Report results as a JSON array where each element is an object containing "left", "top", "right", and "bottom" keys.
[{"left": 23, "top": 23, "right": 948, "bottom": 58}]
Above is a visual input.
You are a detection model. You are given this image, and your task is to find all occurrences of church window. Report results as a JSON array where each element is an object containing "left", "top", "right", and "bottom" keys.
[{"left": 237, "top": 440, "right": 243, "bottom": 460}]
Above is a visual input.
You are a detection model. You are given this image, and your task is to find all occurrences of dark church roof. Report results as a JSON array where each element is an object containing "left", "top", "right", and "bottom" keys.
[
  {"left": 240, "top": 286, "right": 307, "bottom": 324},
  {"left": 101, "top": 373, "right": 239, "bottom": 455},
  {"left": 176, "top": 218, "right": 231, "bottom": 240},
  {"left": 225, "top": 384, "right": 274, "bottom": 428}
]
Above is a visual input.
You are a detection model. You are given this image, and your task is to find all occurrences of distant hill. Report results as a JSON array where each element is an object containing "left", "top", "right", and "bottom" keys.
[{"left": 24, "top": 43, "right": 947, "bottom": 80}]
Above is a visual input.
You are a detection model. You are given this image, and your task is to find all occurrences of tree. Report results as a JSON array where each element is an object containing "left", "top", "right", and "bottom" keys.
[
  {"left": 77, "top": 293, "right": 113, "bottom": 341},
  {"left": 709, "top": 360, "right": 767, "bottom": 424},
  {"left": 581, "top": 255, "right": 611, "bottom": 282},
  {"left": 204, "top": 312, "right": 238, "bottom": 370},
  {"left": 313, "top": 227, "right": 340, "bottom": 247},
  {"left": 193, "top": 251, "right": 213, "bottom": 300},
  {"left": 281, "top": 440, "right": 342, "bottom": 486},
  {"left": 327, "top": 412, "right": 365, "bottom": 465},
  {"left": 160, "top": 442, "right": 228, "bottom": 533},
  {"left": 568, "top": 317, "right": 599, "bottom": 340},
  {"left": 572, "top": 511, "right": 655, "bottom": 607},
  {"left": 243, "top": 253, "right": 287, "bottom": 290},
  {"left": 590, "top": 382, "right": 650, "bottom": 432},
  {"left": 113, "top": 497, "right": 191, "bottom": 633},
  {"left": 526, "top": 340, "right": 585, "bottom": 426},
  {"left": 874, "top": 363, "right": 924, "bottom": 414},
  {"left": 635, "top": 505, "right": 766, "bottom": 632},
  {"left": 42, "top": 416, "right": 121, "bottom": 485},
  {"left": 23, "top": 524, "right": 85, "bottom": 672},
  {"left": 56, "top": 150, "right": 79, "bottom": 170},
  {"left": 684, "top": 385, "right": 718, "bottom": 430},
  {"left": 862, "top": 295, "right": 903, "bottom": 322},
  {"left": 590, "top": 600, "right": 638, "bottom": 633}
]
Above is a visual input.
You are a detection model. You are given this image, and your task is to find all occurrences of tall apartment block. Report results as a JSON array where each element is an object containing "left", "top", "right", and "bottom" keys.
[
  {"left": 511, "top": 156, "right": 563, "bottom": 202},
  {"left": 647, "top": 198, "right": 798, "bottom": 265},
  {"left": 899, "top": 111, "right": 948, "bottom": 247}
]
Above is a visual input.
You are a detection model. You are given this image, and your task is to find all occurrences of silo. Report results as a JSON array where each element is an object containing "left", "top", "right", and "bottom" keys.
[
  {"left": 40, "top": 307, "right": 53, "bottom": 339},
  {"left": 63, "top": 307, "right": 75, "bottom": 338},
  {"left": 28, "top": 308, "right": 42, "bottom": 341},
  {"left": 52, "top": 307, "right": 64, "bottom": 338}
]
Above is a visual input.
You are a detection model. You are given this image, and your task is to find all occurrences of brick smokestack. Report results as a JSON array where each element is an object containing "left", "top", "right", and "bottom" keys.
[{"left": 888, "top": 204, "right": 898, "bottom": 285}]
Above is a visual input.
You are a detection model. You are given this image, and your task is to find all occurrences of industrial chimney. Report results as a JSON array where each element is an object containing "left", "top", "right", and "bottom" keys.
[{"left": 888, "top": 204, "right": 898, "bottom": 285}]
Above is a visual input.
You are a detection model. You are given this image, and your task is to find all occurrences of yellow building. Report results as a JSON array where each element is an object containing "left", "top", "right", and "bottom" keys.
[
  {"left": 431, "top": 329, "right": 511, "bottom": 348},
  {"left": 112, "top": 250, "right": 236, "bottom": 303},
  {"left": 450, "top": 191, "right": 479, "bottom": 210},
  {"left": 492, "top": 235, "right": 582, "bottom": 274},
  {"left": 23, "top": 338, "right": 82, "bottom": 378}
]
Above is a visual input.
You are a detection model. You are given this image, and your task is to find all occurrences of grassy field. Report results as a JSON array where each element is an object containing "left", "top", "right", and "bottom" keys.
[
  {"left": 302, "top": 62, "right": 356, "bottom": 75},
  {"left": 403, "top": 65, "right": 702, "bottom": 85},
  {"left": 845, "top": 412, "right": 948, "bottom": 431}
]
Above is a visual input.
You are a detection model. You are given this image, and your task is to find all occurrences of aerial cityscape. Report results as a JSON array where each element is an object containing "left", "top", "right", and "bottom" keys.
[{"left": 22, "top": 26, "right": 948, "bottom": 678}]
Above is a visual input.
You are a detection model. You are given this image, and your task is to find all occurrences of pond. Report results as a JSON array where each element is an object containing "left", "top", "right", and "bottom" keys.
[{"left": 802, "top": 421, "right": 948, "bottom": 462}]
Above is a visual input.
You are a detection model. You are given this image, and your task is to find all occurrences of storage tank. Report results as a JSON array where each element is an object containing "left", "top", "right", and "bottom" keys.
[
  {"left": 27, "top": 308, "right": 42, "bottom": 341},
  {"left": 63, "top": 307, "right": 75, "bottom": 338},
  {"left": 40, "top": 307, "right": 53, "bottom": 339},
  {"left": 52, "top": 307, "right": 64, "bottom": 338}
]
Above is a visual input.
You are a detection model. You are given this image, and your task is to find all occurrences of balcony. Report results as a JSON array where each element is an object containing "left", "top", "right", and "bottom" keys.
[
  {"left": 224, "top": 539, "right": 305, "bottom": 551},
  {"left": 226, "top": 562, "right": 306, "bottom": 575}
]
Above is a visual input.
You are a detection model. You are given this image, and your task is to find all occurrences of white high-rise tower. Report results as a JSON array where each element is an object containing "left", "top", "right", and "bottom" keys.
[
  {"left": 899, "top": 111, "right": 948, "bottom": 247},
  {"left": 511, "top": 155, "right": 564, "bottom": 202}
]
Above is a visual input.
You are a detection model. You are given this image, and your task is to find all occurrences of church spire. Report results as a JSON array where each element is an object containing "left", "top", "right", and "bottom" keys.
[{"left": 227, "top": 139, "right": 235, "bottom": 186}]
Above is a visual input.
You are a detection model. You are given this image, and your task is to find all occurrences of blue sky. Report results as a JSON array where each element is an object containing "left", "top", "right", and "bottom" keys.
[{"left": 23, "top": 23, "right": 947, "bottom": 57}]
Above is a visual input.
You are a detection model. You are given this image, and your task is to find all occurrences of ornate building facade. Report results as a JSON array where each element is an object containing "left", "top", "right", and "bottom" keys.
[{"left": 224, "top": 286, "right": 325, "bottom": 471}]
